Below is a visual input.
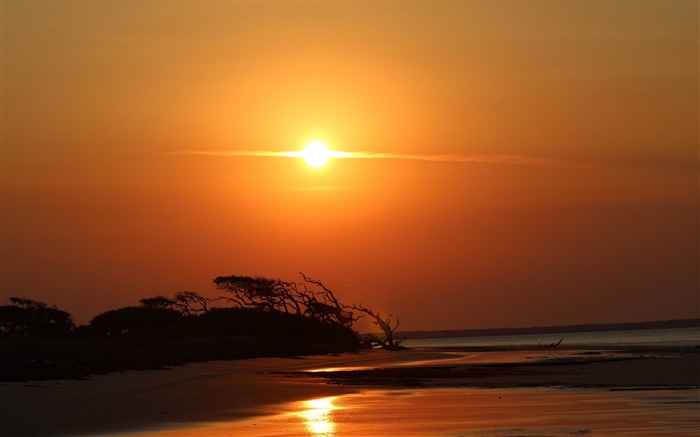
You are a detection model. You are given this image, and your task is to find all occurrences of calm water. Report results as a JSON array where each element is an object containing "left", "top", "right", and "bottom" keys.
[{"left": 402, "top": 326, "right": 700, "bottom": 348}]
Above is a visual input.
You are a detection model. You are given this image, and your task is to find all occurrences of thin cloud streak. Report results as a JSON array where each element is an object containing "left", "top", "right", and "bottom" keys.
[
  {"left": 159, "top": 149, "right": 603, "bottom": 169},
  {"left": 164, "top": 149, "right": 355, "bottom": 159},
  {"left": 340, "top": 152, "right": 603, "bottom": 169},
  {"left": 163, "top": 150, "right": 301, "bottom": 158}
]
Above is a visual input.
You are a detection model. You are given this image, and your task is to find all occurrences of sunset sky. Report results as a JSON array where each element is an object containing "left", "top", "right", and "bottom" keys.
[{"left": 2, "top": 0, "right": 698, "bottom": 330}]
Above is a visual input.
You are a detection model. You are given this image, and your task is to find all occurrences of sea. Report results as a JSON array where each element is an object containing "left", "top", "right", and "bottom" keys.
[{"left": 402, "top": 326, "right": 700, "bottom": 349}]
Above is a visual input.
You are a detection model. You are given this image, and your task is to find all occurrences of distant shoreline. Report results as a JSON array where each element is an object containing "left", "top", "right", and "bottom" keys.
[{"left": 396, "top": 318, "right": 700, "bottom": 340}]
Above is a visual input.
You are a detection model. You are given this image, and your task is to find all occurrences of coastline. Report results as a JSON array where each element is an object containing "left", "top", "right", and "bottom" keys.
[
  {"left": 0, "top": 350, "right": 431, "bottom": 436},
  {"left": 396, "top": 318, "right": 700, "bottom": 340},
  {"left": 1, "top": 346, "right": 698, "bottom": 436},
  {"left": 300, "top": 345, "right": 700, "bottom": 390}
]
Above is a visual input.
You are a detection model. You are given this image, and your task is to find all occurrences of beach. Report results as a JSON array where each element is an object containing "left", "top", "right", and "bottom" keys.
[
  {"left": 1, "top": 346, "right": 698, "bottom": 436},
  {"left": 4, "top": 1, "right": 698, "bottom": 435}
]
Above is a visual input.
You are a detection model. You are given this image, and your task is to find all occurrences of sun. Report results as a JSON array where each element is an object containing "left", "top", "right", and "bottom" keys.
[{"left": 302, "top": 141, "right": 332, "bottom": 168}]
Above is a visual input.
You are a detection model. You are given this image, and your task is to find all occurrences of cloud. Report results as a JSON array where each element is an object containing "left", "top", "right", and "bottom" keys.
[
  {"left": 153, "top": 149, "right": 603, "bottom": 170},
  {"left": 162, "top": 150, "right": 300, "bottom": 158},
  {"left": 336, "top": 152, "right": 604, "bottom": 169}
]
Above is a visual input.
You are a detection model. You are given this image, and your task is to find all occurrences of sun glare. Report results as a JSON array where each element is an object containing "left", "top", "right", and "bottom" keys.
[
  {"left": 302, "top": 141, "right": 332, "bottom": 168},
  {"left": 299, "top": 397, "right": 338, "bottom": 436}
]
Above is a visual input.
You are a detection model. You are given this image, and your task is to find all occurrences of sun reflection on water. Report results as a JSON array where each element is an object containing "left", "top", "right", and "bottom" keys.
[{"left": 299, "top": 397, "right": 338, "bottom": 436}]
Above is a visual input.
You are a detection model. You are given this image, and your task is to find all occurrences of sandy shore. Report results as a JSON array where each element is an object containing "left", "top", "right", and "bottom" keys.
[
  {"left": 1, "top": 347, "right": 698, "bottom": 436},
  {"left": 0, "top": 350, "right": 430, "bottom": 436}
]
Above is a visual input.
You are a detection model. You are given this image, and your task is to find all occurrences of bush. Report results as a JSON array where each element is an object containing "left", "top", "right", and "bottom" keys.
[
  {"left": 88, "top": 306, "right": 184, "bottom": 337},
  {"left": 0, "top": 298, "right": 75, "bottom": 338}
]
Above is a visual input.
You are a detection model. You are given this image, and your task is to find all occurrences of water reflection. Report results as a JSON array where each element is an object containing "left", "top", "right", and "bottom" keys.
[{"left": 299, "top": 397, "right": 337, "bottom": 436}]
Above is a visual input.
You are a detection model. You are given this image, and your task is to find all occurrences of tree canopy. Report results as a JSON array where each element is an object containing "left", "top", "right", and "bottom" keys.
[
  {"left": 2, "top": 273, "right": 402, "bottom": 349},
  {"left": 0, "top": 297, "right": 75, "bottom": 337}
]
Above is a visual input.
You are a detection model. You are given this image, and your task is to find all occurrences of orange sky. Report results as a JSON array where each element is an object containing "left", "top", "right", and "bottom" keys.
[{"left": 2, "top": 0, "right": 698, "bottom": 329}]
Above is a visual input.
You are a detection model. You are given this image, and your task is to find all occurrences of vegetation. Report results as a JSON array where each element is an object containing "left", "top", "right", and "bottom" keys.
[
  {"left": 0, "top": 273, "right": 401, "bottom": 381},
  {"left": 0, "top": 297, "right": 75, "bottom": 338}
]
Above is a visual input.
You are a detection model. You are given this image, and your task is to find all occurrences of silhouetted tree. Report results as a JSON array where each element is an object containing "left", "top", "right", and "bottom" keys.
[
  {"left": 89, "top": 306, "right": 183, "bottom": 337},
  {"left": 139, "top": 295, "right": 177, "bottom": 310},
  {"left": 298, "top": 274, "right": 358, "bottom": 327},
  {"left": 295, "top": 275, "right": 401, "bottom": 349},
  {"left": 349, "top": 304, "right": 403, "bottom": 350},
  {"left": 173, "top": 291, "right": 212, "bottom": 315},
  {"left": 0, "top": 297, "right": 75, "bottom": 337},
  {"left": 213, "top": 273, "right": 359, "bottom": 328},
  {"left": 140, "top": 291, "right": 213, "bottom": 316},
  {"left": 213, "top": 275, "right": 302, "bottom": 314},
  {"left": 0, "top": 305, "right": 31, "bottom": 337}
]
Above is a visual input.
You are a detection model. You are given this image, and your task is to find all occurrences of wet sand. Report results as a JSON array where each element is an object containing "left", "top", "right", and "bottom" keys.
[
  {"left": 1, "top": 347, "right": 698, "bottom": 436},
  {"left": 142, "top": 388, "right": 700, "bottom": 437}
]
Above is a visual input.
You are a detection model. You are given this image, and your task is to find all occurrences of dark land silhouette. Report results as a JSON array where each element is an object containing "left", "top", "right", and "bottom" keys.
[
  {"left": 395, "top": 318, "right": 700, "bottom": 340},
  {"left": 0, "top": 273, "right": 401, "bottom": 381}
]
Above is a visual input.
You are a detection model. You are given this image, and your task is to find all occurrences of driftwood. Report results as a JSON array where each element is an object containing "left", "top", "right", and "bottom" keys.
[
  {"left": 348, "top": 304, "right": 404, "bottom": 350},
  {"left": 538, "top": 337, "right": 563, "bottom": 348}
]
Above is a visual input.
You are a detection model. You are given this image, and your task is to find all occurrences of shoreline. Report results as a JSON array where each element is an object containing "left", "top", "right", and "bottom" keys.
[
  {"left": 1, "top": 346, "right": 698, "bottom": 436},
  {"left": 299, "top": 346, "right": 700, "bottom": 390},
  {"left": 396, "top": 318, "right": 700, "bottom": 340}
]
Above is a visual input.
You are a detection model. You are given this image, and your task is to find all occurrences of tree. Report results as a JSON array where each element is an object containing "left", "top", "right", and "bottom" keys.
[
  {"left": 0, "top": 297, "right": 75, "bottom": 337},
  {"left": 89, "top": 306, "right": 183, "bottom": 337},
  {"left": 213, "top": 273, "right": 359, "bottom": 326},
  {"left": 349, "top": 304, "right": 403, "bottom": 350},
  {"left": 213, "top": 273, "right": 402, "bottom": 350},
  {"left": 139, "top": 295, "right": 177, "bottom": 310},
  {"left": 140, "top": 291, "right": 213, "bottom": 316},
  {"left": 298, "top": 274, "right": 358, "bottom": 327},
  {"left": 296, "top": 275, "right": 406, "bottom": 349},
  {"left": 173, "top": 291, "right": 212, "bottom": 315},
  {"left": 0, "top": 305, "right": 31, "bottom": 336},
  {"left": 213, "top": 275, "right": 302, "bottom": 314}
]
